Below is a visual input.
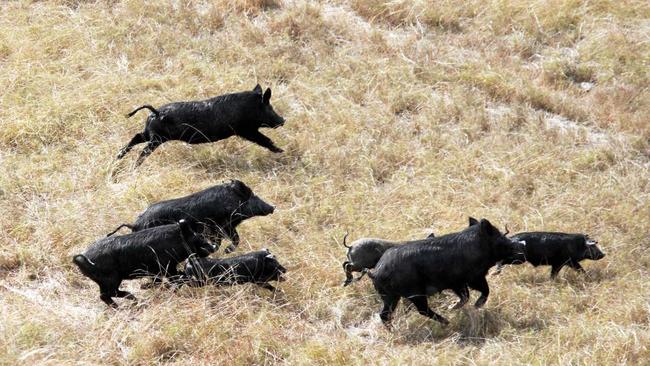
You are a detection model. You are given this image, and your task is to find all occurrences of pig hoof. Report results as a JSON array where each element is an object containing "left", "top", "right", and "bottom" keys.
[
  {"left": 225, "top": 245, "right": 236, "bottom": 254},
  {"left": 272, "top": 147, "right": 284, "bottom": 153},
  {"left": 474, "top": 299, "right": 487, "bottom": 308}
]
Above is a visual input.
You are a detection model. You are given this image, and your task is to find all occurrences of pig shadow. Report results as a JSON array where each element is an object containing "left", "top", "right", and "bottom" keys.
[
  {"left": 511, "top": 265, "right": 615, "bottom": 290},
  {"left": 176, "top": 282, "right": 291, "bottom": 308},
  {"left": 563, "top": 266, "right": 615, "bottom": 286},
  {"left": 392, "top": 296, "right": 547, "bottom": 346},
  {"left": 106, "top": 140, "right": 306, "bottom": 182},
  {"left": 190, "top": 145, "right": 307, "bottom": 175}
]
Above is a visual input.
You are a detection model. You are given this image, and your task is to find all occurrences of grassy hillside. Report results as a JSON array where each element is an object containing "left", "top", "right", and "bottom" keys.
[{"left": 1, "top": 0, "right": 649, "bottom": 364}]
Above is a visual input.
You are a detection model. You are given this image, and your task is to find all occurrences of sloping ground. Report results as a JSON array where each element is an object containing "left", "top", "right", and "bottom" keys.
[{"left": 0, "top": 1, "right": 649, "bottom": 364}]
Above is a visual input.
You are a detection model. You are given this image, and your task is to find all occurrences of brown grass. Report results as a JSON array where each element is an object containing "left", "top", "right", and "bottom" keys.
[{"left": 1, "top": 0, "right": 649, "bottom": 364}]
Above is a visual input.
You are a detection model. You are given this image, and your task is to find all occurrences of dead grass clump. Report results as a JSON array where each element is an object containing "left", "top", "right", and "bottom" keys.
[
  {"left": 542, "top": 58, "right": 596, "bottom": 86},
  {"left": 0, "top": 36, "right": 10, "bottom": 60},
  {"left": 454, "top": 308, "right": 506, "bottom": 340},
  {"left": 269, "top": 4, "right": 327, "bottom": 43},
  {"left": 228, "top": 0, "right": 281, "bottom": 14},
  {"left": 0, "top": 253, "right": 21, "bottom": 274},
  {"left": 579, "top": 23, "right": 649, "bottom": 87},
  {"left": 350, "top": 0, "right": 478, "bottom": 31},
  {"left": 477, "top": 0, "right": 585, "bottom": 47}
]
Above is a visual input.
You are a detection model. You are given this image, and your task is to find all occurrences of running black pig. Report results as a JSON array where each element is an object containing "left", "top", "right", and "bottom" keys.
[
  {"left": 107, "top": 180, "right": 274, "bottom": 253},
  {"left": 341, "top": 218, "right": 477, "bottom": 286},
  {"left": 366, "top": 218, "right": 526, "bottom": 326},
  {"left": 184, "top": 249, "right": 287, "bottom": 291},
  {"left": 73, "top": 220, "right": 215, "bottom": 307},
  {"left": 341, "top": 230, "right": 435, "bottom": 287},
  {"left": 497, "top": 232, "right": 605, "bottom": 278},
  {"left": 117, "top": 84, "right": 286, "bottom": 166}
]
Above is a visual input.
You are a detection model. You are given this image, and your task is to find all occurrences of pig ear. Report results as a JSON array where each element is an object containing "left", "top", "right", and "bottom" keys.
[
  {"left": 237, "top": 181, "right": 253, "bottom": 198},
  {"left": 263, "top": 88, "right": 272, "bottom": 104},
  {"left": 231, "top": 179, "right": 243, "bottom": 189},
  {"left": 468, "top": 217, "right": 479, "bottom": 226},
  {"left": 253, "top": 84, "right": 262, "bottom": 94},
  {"left": 230, "top": 179, "right": 251, "bottom": 196},
  {"left": 479, "top": 219, "right": 498, "bottom": 236},
  {"left": 262, "top": 248, "right": 275, "bottom": 259}
]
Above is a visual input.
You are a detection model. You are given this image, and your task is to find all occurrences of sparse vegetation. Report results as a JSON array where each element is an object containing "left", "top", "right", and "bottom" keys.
[{"left": 1, "top": 0, "right": 649, "bottom": 364}]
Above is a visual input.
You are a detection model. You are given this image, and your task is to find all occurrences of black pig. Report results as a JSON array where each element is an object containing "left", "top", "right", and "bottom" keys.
[
  {"left": 73, "top": 220, "right": 215, "bottom": 307},
  {"left": 497, "top": 232, "right": 605, "bottom": 278},
  {"left": 341, "top": 230, "right": 435, "bottom": 287},
  {"left": 107, "top": 180, "right": 274, "bottom": 253},
  {"left": 341, "top": 218, "right": 477, "bottom": 286},
  {"left": 117, "top": 84, "right": 286, "bottom": 166},
  {"left": 184, "top": 249, "right": 287, "bottom": 291},
  {"left": 366, "top": 219, "right": 526, "bottom": 326}
]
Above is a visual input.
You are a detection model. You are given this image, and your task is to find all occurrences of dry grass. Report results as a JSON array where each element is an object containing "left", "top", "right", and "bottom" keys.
[{"left": 1, "top": 0, "right": 649, "bottom": 364}]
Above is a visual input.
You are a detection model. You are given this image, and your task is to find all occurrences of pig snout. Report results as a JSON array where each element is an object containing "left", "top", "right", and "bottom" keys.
[
  {"left": 509, "top": 239, "right": 527, "bottom": 264},
  {"left": 590, "top": 246, "right": 606, "bottom": 260},
  {"left": 247, "top": 196, "right": 275, "bottom": 216},
  {"left": 586, "top": 239, "right": 605, "bottom": 260},
  {"left": 266, "top": 257, "right": 287, "bottom": 282},
  {"left": 268, "top": 111, "right": 285, "bottom": 128}
]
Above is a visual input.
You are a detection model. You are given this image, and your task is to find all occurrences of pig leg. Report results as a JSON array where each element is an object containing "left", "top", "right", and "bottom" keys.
[
  {"left": 342, "top": 261, "right": 354, "bottom": 286},
  {"left": 568, "top": 262, "right": 585, "bottom": 274},
  {"left": 213, "top": 237, "right": 223, "bottom": 252},
  {"left": 166, "top": 267, "right": 187, "bottom": 287},
  {"left": 206, "top": 226, "right": 226, "bottom": 251},
  {"left": 450, "top": 285, "right": 470, "bottom": 309},
  {"left": 207, "top": 229, "right": 223, "bottom": 252},
  {"left": 98, "top": 276, "right": 121, "bottom": 308},
  {"left": 469, "top": 277, "right": 490, "bottom": 308},
  {"left": 408, "top": 296, "right": 449, "bottom": 325},
  {"left": 224, "top": 229, "right": 240, "bottom": 254},
  {"left": 379, "top": 294, "right": 400, "bottom": 326},
  {"left": 550, "top": 264, "right": 564, "bottom": 279},
  {"left": 115, "top": 290, "right": 137, "bottom": 301},
  {"left": 117, "top": 133, "right": 146, "bottom": 159},
  {"left": 99, "top": 290, "right": 117, "bottom": 308},
  {"left": 351, "top": 267, "right": 372, "bottom": 284},
  {"left": 135, "top": 140, "right": 161, "bottom": 166},
  {"left": 241, "top": 131, "right": 283, "bottom": 153}
]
